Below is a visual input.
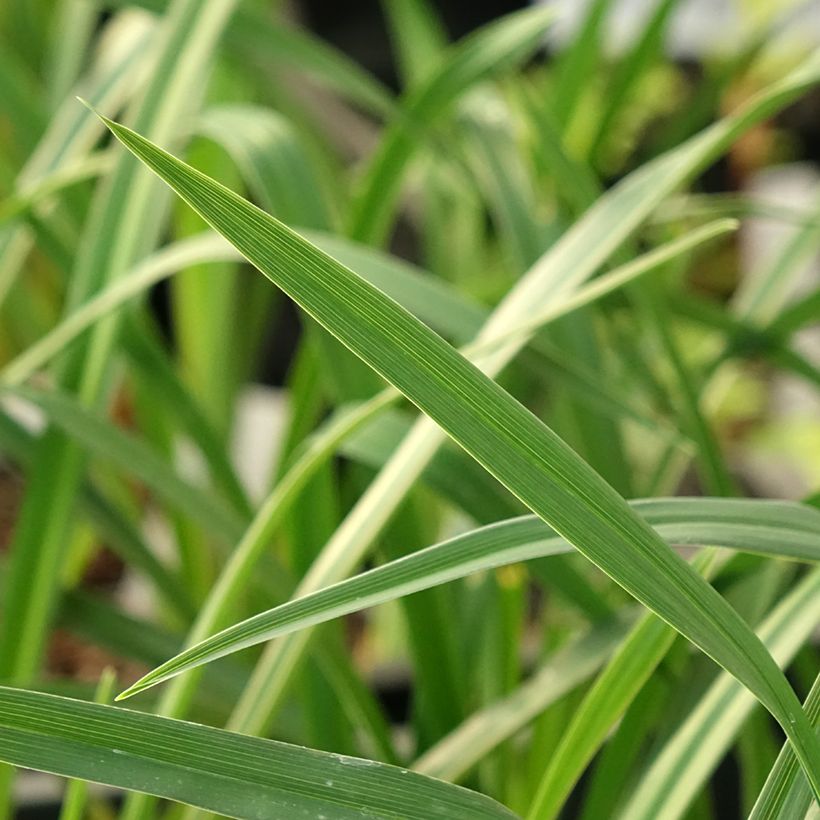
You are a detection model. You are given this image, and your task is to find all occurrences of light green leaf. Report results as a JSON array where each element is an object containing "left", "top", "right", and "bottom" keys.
[
  {"left": 0, "top": 10, "right": 154, "bottom": 309},
  {"left": 1, "top": 233, "right": 236, "bottom": 386},
  {"left": 0, "top": 0, "right": 239, "bottom": 702},
  {"left": 383, "top": 0, "right": 449, "bottom": 88},
  {"left": 0, "top": 406, "right": 195, "bottom": 620},
  {"left": 57, "top": 668, "right": 117, "bottom": 820},
  {"left": 197, "top": 105, "right": 334, "bottom": 229},
  {"left": 527, "top": 548, "right": 719, "bottom": 820},
  {"left": 413, "top": 615, "right": 634, "bottom": 782},
  {"left": 0, "top": 151, "right": 112, "bottom": 228}
]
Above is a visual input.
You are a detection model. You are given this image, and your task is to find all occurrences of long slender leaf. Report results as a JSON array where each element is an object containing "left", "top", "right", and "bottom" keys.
[
  {"left": 57, "top": 668, "right": 117, "bottom": 820},
  {"left": 1, "top": 233, "right": 236, "bottom": 386},
  {"left": 0, "top": 687, "right": 515, "bottom": 820},
  {"left": 0, "top": 0, "right": 238, "bottom": 697},
  {"left": 0, "top": 405, "right": 195, "bottom": 620},
  {"left": 0, "top": 10, "right": 154, "bottom": 309},
  {"left": 117, "top": 497, "right": 820, "bottom": 697},
  {"left": 8, "top": 384, "right": 245, "bottom": 545},
  {"left": 527, "top": 549, "right": 719, "bottom": 820},
  {"left": 89, "top": 48, "right": 820, "bottom": 758},
  {"left": 413, "top": 615, "right": 635, "bottom": 782}
]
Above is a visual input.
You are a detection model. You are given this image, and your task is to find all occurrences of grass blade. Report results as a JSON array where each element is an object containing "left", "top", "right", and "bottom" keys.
[
  {"left": 0, "top": 0, "right": 238, "bottom": 702},
  {"left": 749, "top": 671, "right": 820, "bottom": 820},
  {"left": 8, "top": 385, "right": 245, "bottom": 545},
  {"left": 0, "top": 11, "right": 154, "bottom": 309},
  {"left": 383, "top": 0, "right": 448, "bottom": 88},
  {"left": 0, "top": 687, "right": 515, "bottom": 820},
  {"left": 1, "top": 233, "right": 236, "bottom": 386},
  {"left": 57, "top": 668, "right": 117, "bottom": 820},
  {"left": 203, "top": 50, "right": 820, "bottom": 747},
  {"left": 527, "top": 548, "right": 719, "bottom": 820},
  {"left": 117, "top": 497, "right": 820, "bottom": 698}
]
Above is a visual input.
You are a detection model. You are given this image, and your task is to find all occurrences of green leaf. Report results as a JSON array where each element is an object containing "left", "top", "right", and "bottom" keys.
[
  {"left": 116, "top": 497, "right": 820, "bottom": 698},
  {"left": 225, "top": 7, "right": 396, "bottom": 118},
  {"left": 383, "top": 0, "right": 449, "bottom": 88},
  {"left": 57, "top": 668, "right": 117, "bottom": 820},
  {"left": 111, "top": 387, "right": 402, "bottom": 809},
  {"left": 0, "top": 687, "right": 516, "bottom": 820},
  {"left": 97, "top": 106, "right": 820, "bottom": 797},
  {"left": 0, "top": 11, "right": 154, "bottom": 309},
  {"left": 0, "top": 0, "right": 239, "bottom": 705},
  {"left": 197, "top": 104, "right": 334, "bottom": 230},
  {"left": 103, "top": 0, "right": 397, "bottom": 118},
  {"left": 1, "top": 233, "right": 236, "bottom": 386},
  {"left": 0, "top": 406, "right": 195, "bottom": 620},
  {"left": 0, "top": 151, "right": 112, "bottom": 228},
  {"left": 7, "top": 218, "right": 730, "bottom": 393},
  {"left": 549, "top": 0, "right": 609, "bottom": 128},
  {"left": 587, "top": 0, "right": 677, "bottom": 163}
]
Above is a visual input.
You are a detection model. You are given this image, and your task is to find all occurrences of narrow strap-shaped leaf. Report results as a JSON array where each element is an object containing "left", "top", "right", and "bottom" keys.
[
  {"left": 1, "top": 233, "right": 236, "bottom": 386},
  {"left": 0, "top": 0, "right": 240, "bottom": 711},
  {"left": 587, "top": 0, "right": 677, "bottom": 162},
  {"left": 97, "top": 110, "right": 820, "bottom": 796},
  {"left": 0, "top": 151, "right": 113, "bottom": 227},
  {"left": 0, "top": 687, "right": 516, "bottom": 820},
  {"left": 4, "top": 218, "right": 730, "bottom": 393},
  {"left": 57, "top": 668, "right": 117, "bottom": 820},
  {"left": 0, "top": 11, "right": 155, "bottom": 310},
  {"left": 117, "top": 498, "right": 820, "bottom": 697},
  {"left": 549, "top": 0, "right": 609, "bottom": 128},
  {"left": 104, "top": 0, "right": 398, "bottom": 118},
  {"left": 197, "top": 105, "right": 334, "bottom": 230},
  {"left": 0, "top": 406, "right": 195, "bottom": 619},
  {"left": 383, "top": 0, "right": 449, "bottom": 88}
]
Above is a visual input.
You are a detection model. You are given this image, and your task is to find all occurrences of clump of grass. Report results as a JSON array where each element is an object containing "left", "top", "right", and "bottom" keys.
[{"left": 0, "top": 2, "right": 818, "bottom": 819}]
